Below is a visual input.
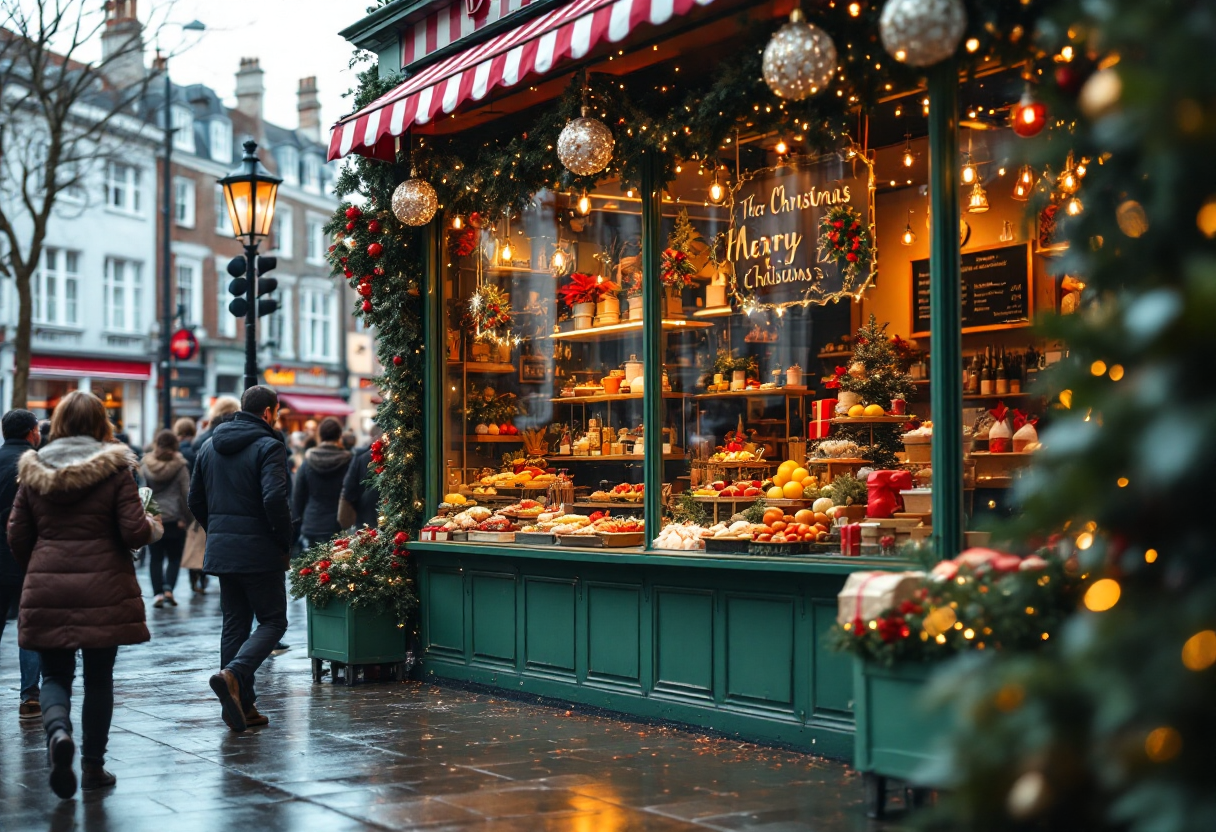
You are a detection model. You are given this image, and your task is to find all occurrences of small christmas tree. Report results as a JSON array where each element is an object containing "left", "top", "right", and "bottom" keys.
[{"left": 832, "top": 315, "right": 915, "bottom": 468}]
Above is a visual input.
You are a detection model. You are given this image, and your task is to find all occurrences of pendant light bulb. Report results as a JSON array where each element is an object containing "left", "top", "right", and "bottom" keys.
[
  {"left": 577, "top": 190, "right": 591, "bottom": 215},
  {"left": 967, "top": 182, "right": 990, "bottom": 213},
  {"left": 451, "top": 215, "right": 463, "bottom": 230},
  {"left": 775, "top": 138, "right": 789, "bottom": 155},
  {"left": 500, "top": 240, "right": 513, "bottom": 262},
  {"left": 1012, "top": 165, "right": 1034, "bottom": 201},
  {"left": 901, "top": 133, "right": 914, "bottom": 168},
  {"left": 961, "top": 155, "right": 977, "bottom": 185},
  {"left": 1065, "top": 195, "right": 1084, "bottom": 216},
  {"left": 551, "top": 248, "right": 565, "bottom": 271},
  {"left": 708, "top": 170, "right": 726, "bottom": 204},
  {"left": 901, "top": 210, "right": 916, "bottom": 246}
]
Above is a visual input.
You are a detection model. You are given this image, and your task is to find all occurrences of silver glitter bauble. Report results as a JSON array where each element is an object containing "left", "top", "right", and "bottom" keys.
[
  {"left": 762, "top": 9, "right": 837, "bottom": 100},
  {"left": 557, "top": 111, "right": 614, "bottom": 176},
  {"left": 879, "top": 0, "right": 967, "bottom": 68},
  {"left": 392, "top": 177, "right": 438, "bottom": 226}
]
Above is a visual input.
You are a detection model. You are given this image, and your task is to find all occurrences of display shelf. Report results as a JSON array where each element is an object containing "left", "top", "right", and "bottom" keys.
[
  {"left": 693, "top": 387, "right": 813, "bottom": 400},
  {"left": 571, "top": 501, "right": 645, "bottom": 510},
  {"left": 962, "top": 392, "right": 1033, "bottom": 400},
  {"left": 485, "top": 266, "right": 550, "bottom": 277},
  {"left": 549, "top": 319, "right": 712, "bottom": 341},
  {"left": 691, "top": 305, "right": 735, "bottom": 318},
  {"left": 550, "top": 391, "right": 691, "bottom": 404},
  {"left": 817, "top": 350, "right": 853, "bottom": 359},
  {"left": 450, "top": 361, "right": 517, "bottom": 374},
  {"left": 806, "top": 457, "right": 872, "bottom": 465},
  {"left": 462, "top": 434, "right": 524, "bottom": 443},
  {"left": 552, "top": 453, "right": 684, "bottom": 462},
  {"left": 830, "top": 416, "right": 916, "bottom": 424}
]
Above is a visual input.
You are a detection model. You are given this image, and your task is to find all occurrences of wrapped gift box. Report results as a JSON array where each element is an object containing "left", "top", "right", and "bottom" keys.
[
  {"left": 837, "top": 570, "right": 926, "bottom": 626},
  {"left": 812, "top": 398, "right": 838, "bottom": 420}
]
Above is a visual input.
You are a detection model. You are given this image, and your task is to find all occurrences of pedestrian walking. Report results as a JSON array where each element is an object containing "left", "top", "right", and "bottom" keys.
[
  {"left": 291, "top": 417, "right": 352, "bottom": 549},
  {"left": 140, "top": 431, "right": 191, "bottom": 608},
  {"left": 339, "top": 424, "right": 382, "bottom": 530},
  {"left": 188, "top": 386, "right": 292, "bottom": 733},
  {"left": 8, "top": 391, "right": 162, "bottom": 798},
  {"left": 193, "top": 396, "right": 240, "bottom": 451},
  {"left": 174, "top": 417, "right": 197, "bottom": 474},
  {"left": 0, "top": 409, "right": 43, "bottom": 722}
]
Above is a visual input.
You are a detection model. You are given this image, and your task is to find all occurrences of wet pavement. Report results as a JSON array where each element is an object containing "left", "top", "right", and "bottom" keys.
[{"left": 0, "top": 570, "right": 895, "bottom": 831}]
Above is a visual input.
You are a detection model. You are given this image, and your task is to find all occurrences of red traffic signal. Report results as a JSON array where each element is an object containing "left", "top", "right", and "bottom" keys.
[{"left": 169, "top": 328, "right": 199, "bottom": 361}]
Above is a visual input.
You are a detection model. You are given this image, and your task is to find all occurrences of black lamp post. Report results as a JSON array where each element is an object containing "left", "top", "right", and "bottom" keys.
[{"left": 218, "top": 140, "right": 281, "bottom": 390}]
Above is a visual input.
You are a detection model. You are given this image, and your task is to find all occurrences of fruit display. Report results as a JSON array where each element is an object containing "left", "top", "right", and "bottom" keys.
[
  {"left": 709, "top": 448, "right": 756, "bottom": 463},
  {"left": 752, "top": 507, "right": 832, "bottom": 544},
  {"left": 652, "top": 522, "right": 708, "bottom": 550},
  {"left": 479, "top": 466, "right": 557, "bottom": 489},
  {"left": 690, "top": 479, "right": 765, "bottom": 499},
  {"left": 757, "top": 458, "right": 820, "bottom": 500},
  {"left": 499, "top": 499, "right": 546, "bottom": 518},
  {"left": 843, "top": 403, "right": 892, "bottom": 418},
  {"left": 474, "top": 516, "right": 519, "bottom": 532}
]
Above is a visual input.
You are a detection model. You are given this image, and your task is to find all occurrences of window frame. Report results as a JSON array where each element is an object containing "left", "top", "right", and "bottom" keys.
[
  {"left": 215, "top": 184, "right": 232, "bottom": 235},
  {"left": 277, "top": 146, "right": 300, "bottom": 186},
  {"left": 34, "top": 246, "right": 81, "bottom": 327},
  {"left": 305, "top": 215, "right": 327, "bottom": 265},
  {"left": 302, "top": 153, "right": 322, "bottom": 194},
  {"left": 174, "top": 255, "right": 204, "bottom": 329},
  {"left": 105, "top": 161, "right": 142, "bottom": 215},
  {"left": 171, "top": 105, "right": 195, "bottom": 154},
  {"left": 271, "top": 203, "right": 294, "bottom": 259},
  {"left": 174, "top": 176, "right": 196, "bottom": 228},
  {"left": 215, "top": 256, "right": 238, "bottom": 338},
  {"left": 209, "top": 119, "right": 232, "bottom": 164},
  {"left": 298, "top": 283, "right": 336, "bottom": 362},
  {"left": 103, "top": 256, "right": 143, "bottom": 333}
]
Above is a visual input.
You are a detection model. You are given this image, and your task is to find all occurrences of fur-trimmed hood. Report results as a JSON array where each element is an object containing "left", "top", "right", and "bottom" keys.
[
  {"left": 19, "top": 437, "right": 136, "bottom": 501},
  {"left": 140, "top": 452, "right": 186, "bottom": 486},
  {"left": 304, "top": 443, "right": 352, "bottom": 474}
]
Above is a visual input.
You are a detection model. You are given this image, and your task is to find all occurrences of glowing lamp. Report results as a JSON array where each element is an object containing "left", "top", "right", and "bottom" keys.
[
  {"left": 1012, "top": 165, "right": 1035, "bottom": 201},
  {"left": 218, "top": 140, "right": 281, "bottom": 243},
  {"left": 1012, "top": 89, "right": 1048, "bottom": 138}
]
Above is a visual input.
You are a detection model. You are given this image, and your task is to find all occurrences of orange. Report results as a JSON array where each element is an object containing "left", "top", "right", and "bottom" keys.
[
  {"left": 793, "top": 509, "right": 814, "bottom": 525},
  {"left": 782, "top": 481, "right": 804, "bottom": 499},
  {"left": 773, "top": 471, "right": 790, "bottom": 487}
]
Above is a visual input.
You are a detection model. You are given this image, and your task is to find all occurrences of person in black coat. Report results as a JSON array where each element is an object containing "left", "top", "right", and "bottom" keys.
[
  {"left": 291, "top": 417, "right": 352, "bottom": 549},
  {"left": 187, "top": 386, "right": 291, "bottom": 733},
  {"left": 339, "top": 424, "right": 382, "bottom": 530},
  {"left": 174, "top": 418, "right": 197, "bottom": 474},
  {"left": 0, "top": 409, "right": 43, "bottom": 720}
]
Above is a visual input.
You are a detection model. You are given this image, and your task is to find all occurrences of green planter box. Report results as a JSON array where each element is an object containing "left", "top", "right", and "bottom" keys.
[
  {"left": 853, "top": 658, "right": 951, "bottom": 817},
  {"left": 306, "top": 599, "right": 407, "bottom": 665}
]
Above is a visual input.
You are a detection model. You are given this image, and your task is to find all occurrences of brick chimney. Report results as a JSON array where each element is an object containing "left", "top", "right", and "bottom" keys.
[
  {"left": 235, "top": 57, "right": 264, "bottom": 120},
  {"left": 101, "top": 0, "right": 146, "bottom": 89},
  {"left": 297, "top": 77, "right": 321, "bottom": 142}
]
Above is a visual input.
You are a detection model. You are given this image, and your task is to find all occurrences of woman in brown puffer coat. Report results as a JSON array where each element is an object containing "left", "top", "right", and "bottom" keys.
[
  {"left": 8, "top": 391, "right": 162, "bottom": 800},
  {"left": 139, "top": 430, "right": 191, "bottom": 608}
]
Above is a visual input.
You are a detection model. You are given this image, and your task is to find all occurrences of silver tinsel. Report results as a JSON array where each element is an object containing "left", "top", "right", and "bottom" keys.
[
  {"left": 762, "top": 9, "right": 836, "bottom": 101},
  {"left": 557, "top": 110, "right": 614, "bottom": 176},
  {"left": 392, "top": 177, "right": 438, "bottom": 226},
  {"left": 878, "top": 0, "right": 967, "bottom": 68}
]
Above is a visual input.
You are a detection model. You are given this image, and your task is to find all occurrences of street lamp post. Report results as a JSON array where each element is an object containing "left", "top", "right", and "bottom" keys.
[{"left": 218, "top": 140, "right": 281, "bottom": 390}]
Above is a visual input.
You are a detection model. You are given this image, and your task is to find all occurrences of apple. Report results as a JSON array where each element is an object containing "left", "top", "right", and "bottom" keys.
[
  {"left": 712, "top": 481, "right": 727, "bottom": 491},
  {"left": 743, "top": 487, "right": 761, "bottom": 497}
]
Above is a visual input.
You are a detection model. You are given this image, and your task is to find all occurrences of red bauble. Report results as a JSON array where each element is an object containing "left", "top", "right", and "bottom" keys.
[
  {"left": 362, "top": 300, "right": 373, "bottom": 312},
  {"left": 1011, "top": 90, "right": 1048, "bottom": 138},
  {"left": 373, "top": 267, "right": 385, "bottom": 276},
  {"left": 358, "top": 284, "right": 372, "bottom": 297},
  {"left": 1055, "top": 64, "right": 1083, "bottom": 96},
  {"left": 375, "top": 466, "right": 384, "bottom": 474},
  {"left": 367, "top": 242, "right": 384, "bottom": 258},
  {"left": 344, "top": 269, "right": 353, "bottom": 278},
  {"left": 328, "top": 244, "right": 336, "bottom": 253},
  {"left": 394, "top": 531, "right": 409, "bottom": 546},
  {"left": 367, "top": 220, "right": 381, "bottom": 234},
  {"left": 345, "top": 205, "right": 361, "bottom": 219},
  {"left": 345, "top": 221, "right": 355, "bottom": 231},
  {"left": 340, "top": 257, "right": 348, "bottom": 265}
]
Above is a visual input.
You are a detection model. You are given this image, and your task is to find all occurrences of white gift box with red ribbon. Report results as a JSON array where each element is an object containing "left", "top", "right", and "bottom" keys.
[{"left": 836, "top": 570, "right": 926, "bottom": 627}]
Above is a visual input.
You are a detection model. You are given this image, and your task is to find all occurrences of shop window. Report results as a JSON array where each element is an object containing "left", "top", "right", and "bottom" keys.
[
  {"left": 35, "top": 247, "right": 81, "bottom": 326},
  {"left": 27, "top": 379, "right": 74, "bottom": 420},
  {"left": 272, "top": 204, "right": 294, "bottom": 258},
  {"left": 104, "top": 256, "right": 143, "bottom": 332},
  {"left": 441, "top": 184, "right": 659, "bottom": 529},
  {"left": 174, "top": 177, "right": 196, "bottom": 227},
  {"left": 300, "top": 285, "right": 335, "bottom": 361},
  {"left": 105, "top": 162, "right": 141, "bottom": 215}
]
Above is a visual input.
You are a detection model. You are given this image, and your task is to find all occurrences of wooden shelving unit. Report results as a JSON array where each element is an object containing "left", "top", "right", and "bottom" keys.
[
  {"left": 549, "top": 319, "right": 712, "bottom": 342},
  {"left": 462, "top": 435, "right": 524, "bottom": 443},
  {"left": 551, "top": 392, "right": 690, "bottom": 404},
  {"left": 450, "top": 362, "right": 516, "bottom": 374}
]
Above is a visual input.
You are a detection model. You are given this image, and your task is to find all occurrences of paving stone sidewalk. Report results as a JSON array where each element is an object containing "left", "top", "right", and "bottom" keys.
[{"left": 0, "top": 571, "right": 899, "bottom": 831}]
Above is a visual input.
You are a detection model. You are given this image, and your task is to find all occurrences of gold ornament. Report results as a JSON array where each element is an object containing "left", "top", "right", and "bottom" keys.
[
  {"left": 557, "top": 107, "right": 614, "bottom": 176},
  {"left": 392, "top": 175, "right": 438, "bottom": 226},
  {"left": 762, "top": 8, "right": 837, "bottom": 100},
  {"left": 1079, "top": 68, "right": 1122, "bottom": 119},
  {"left": 879, "top": 0, "right": 967, "bottom": 68}
]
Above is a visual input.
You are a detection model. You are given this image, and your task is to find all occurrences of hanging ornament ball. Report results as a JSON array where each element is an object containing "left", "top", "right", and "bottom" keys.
[
  {"left": 762, "top": 9, "right": 837, "bottom": 100},
  {"left": 345, "top": 205, "right": 361, "bottom": 219},
  {"left": 362, "top": 300, "right": 373, "bottom": 313},
  {"left": 367, "top": 241, "right": 384, "bottom": 258},
  {"left": 328, "top": 244, "right": 336, "bottom": 253},
  {"left": 343, "top": 269, "right": 353, "bottom": 279},
  {"left": 557, "top": 112, "right": 614, "bottom": 176},
  {"left": 391, "top": 177, "right": 439, "bottom": 226},
  {"left": 368, "top": 220, "right": 381, "bottom": 234},
  {"left": 345, "top": 221, "right": 355, "bottom": 231},
  {"left": 358, "top": 283, "right": 372, "bottom": 297},
  {"left": 393, "top": 355, "right": 404, "bottom": 366},
  {"left": 1011, "top": 90, "right": 1047, "bottom": 138},
  {"left": 374, "top": 267, "right": 385, "bottom": 276},
  {"left": 879, "top": 0, "right": 967, "bottom": 68}
]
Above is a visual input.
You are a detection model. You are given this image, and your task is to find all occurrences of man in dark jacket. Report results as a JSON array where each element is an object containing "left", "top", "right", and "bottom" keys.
[
  {"left": 291, "top": 417, "right": 352, "bottom": 549},
  {"left": 188, "top": 386, "right": 292, "bottom": 733},
  {"left": 0, "top": 409, "right": 42, "bottom": 721},
  {"left": 339, "top": 424, "right": 382, "bottom": 530}
]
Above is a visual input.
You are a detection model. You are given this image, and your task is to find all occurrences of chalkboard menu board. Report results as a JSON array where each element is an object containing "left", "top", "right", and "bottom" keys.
[{"left": 911, "top": 243, "right": 1032, "bottom": 336}]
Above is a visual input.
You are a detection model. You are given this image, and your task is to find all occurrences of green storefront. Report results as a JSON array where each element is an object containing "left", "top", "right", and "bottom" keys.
[{"left": 330, "top": 0, "right": 1040, "bottom": 755}]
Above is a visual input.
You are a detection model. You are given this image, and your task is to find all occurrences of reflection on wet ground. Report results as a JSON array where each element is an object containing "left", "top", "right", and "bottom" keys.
[{"left": 0, "top": 571, "right": 894, "bottom": 831}]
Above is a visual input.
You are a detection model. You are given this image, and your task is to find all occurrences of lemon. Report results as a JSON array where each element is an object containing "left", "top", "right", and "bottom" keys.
[
  {"left": 778, "top": 460, "right": 798, "bottom": 475},
  {"left": 848, "top": 404, "right": 866, "bottom": 418},
  {"left": 801, "top": 476, "right": 817, "bottom": 488},
  {"left": 773, "top": 471, "right": 790, "bottom": 487},
  {"left": 766, "top": 485, "right": 785, "bottom": 500},
  {"left": 791, "top": 467, "right": 810, "bottom": 483},
  {"left": 782, "top": 481, "right": 804, "bottom": 499},
  {"left": 864, "top": 404, "right": 886, "bottom": 417}
]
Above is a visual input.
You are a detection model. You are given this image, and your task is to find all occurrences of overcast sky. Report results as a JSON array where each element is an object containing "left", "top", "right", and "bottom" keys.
[{"left": 147, "top": 0, "right": 373, "bottom": 136}]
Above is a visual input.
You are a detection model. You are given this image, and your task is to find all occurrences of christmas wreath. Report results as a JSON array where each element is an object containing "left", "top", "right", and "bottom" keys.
[
  {"left": 468, "top": 283, "right": 512, "bottom": 334},
  {"left": 289, "top": 527, "right": 416, "bottom": 624},
  {"left": 817, "top": 205, "right": 872, "bottom": 279}
]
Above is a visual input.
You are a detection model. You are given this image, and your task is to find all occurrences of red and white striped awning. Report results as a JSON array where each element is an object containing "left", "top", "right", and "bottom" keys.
[{"left": 329, "top": 0, "right": 717, "bottom": 161}]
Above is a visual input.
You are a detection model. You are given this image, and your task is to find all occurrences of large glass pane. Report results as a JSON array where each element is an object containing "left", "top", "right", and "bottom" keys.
[{"left": 436, "top": 182, "right": 653, "bottom": 546}]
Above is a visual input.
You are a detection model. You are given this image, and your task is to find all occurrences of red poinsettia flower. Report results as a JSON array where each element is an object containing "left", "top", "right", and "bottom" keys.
[
  {"left": 846, "top": 252, "right": 858, "bottom": 262},
  {"left": 559, "top": 273, "right": 616, "bottom": 307},
  {"left": 299, "top": 567, "right": 313, "bottom": 576}
]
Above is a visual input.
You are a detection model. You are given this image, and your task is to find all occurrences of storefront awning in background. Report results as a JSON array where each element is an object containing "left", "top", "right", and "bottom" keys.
[
  {"left": 329, "top": 0, "right": 717, "bottom": 161},
  {"left": 279, "top": 394, "right": 356, "bottom": 417},
  {"left": 30, "top": 356, "right": 152, "bottom": 381}
]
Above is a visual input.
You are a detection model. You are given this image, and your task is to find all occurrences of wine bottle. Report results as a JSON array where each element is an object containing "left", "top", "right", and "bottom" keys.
[
  {"left": 995, "top": 353, "right": 1008, "bottom": 395},
  {"left": 979, "top": 352, "right": 993, "bottom": 395}
]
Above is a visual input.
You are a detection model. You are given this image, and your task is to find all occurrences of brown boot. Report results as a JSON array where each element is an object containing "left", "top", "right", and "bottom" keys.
[
  {"left": 81, "top": 763, "right": 116, "bottom": 791},
  {"left": 244, "top": 705, "right": 269, "bottom": 728},
  {"left": 208, "top": 669, "right": 247, "bottom": 732}
]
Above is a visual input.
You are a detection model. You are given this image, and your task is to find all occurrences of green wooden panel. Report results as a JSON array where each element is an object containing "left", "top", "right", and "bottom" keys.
[
  {"left": 524, "top": 578, "right": 576, "bottom": 674},
  {"left": 724, "top": 595, "right": 795, "bottom": 711},
  {"left": 853, "top": 659, "right": 948, "bottom": 782},
  {"left": 586, "top": 582, "right": 641, "bottom": 685},
  {"left": 812, "top": 600, "right": 854, "bottom": 719},
  {"left": 471, "top": 572, "right": 517, "bottom": 665},
  {"left": 424, "top": 568, "right": 465, "bottom": 658},
  {"left": 654, "top": 589, "right": 714, "bottom": 699},
  {"left": 307, "top": 599, "right": 406, "bottom": 664}
]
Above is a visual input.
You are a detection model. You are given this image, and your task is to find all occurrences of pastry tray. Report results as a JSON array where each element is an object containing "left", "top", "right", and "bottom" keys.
[
  {"left": 514, "top": 532, "right": 556, "bottom": 546},
  {"left": 597, "top": 531, "right": 645, "bottom": 547},
  {"left": 467, "top": 531, "right": 517, "bottom": 543},
  {"left": 556, "top": 534, "right": 603, "bottom": 547}
]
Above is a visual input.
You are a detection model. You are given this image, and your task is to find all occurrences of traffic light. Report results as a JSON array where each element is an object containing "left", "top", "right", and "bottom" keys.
[{"left": 225, "top": 255, "right": 279, "bottom": 318}]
